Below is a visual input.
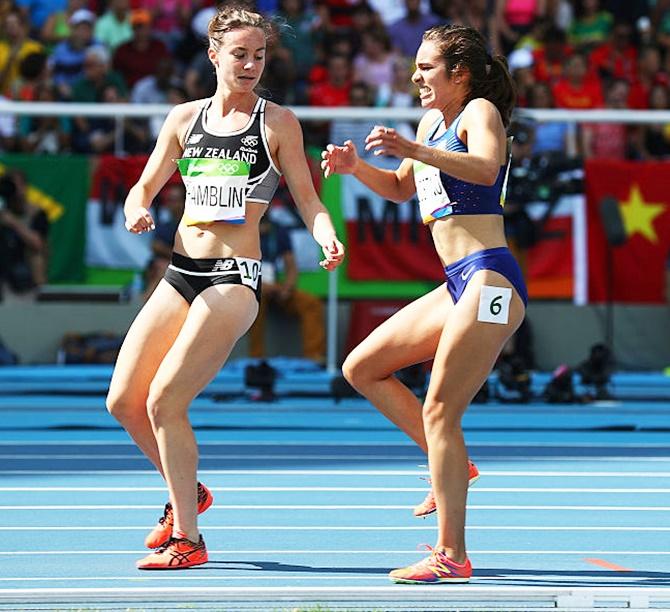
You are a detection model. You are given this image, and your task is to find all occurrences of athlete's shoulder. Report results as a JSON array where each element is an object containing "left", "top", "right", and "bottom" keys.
[
  {"left": 263, "top": 100, "right": 300, "bottom": 132},
  {"left": 168, "top": 99, "right": 207, "bottom": 122},
  {"left": 462, "top": 98, "right": 500, "bottom": 122},
  {"left": 416, "top": 108, "right": 443, "bottom": 142}
]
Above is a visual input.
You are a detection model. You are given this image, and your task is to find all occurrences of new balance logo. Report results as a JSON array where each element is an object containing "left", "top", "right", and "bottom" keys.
[
  {"left": 187, "top": 133, "right": 204, "bottom": 145},
  {"left": 212, "top": 259, "right": 235, "bottom": 272},
  {"left": 241, "top": 135, "right": 258, "bottom": 148}
]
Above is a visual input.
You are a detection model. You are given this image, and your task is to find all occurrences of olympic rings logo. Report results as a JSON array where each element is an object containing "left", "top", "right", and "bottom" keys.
[{"left": 219, "top": 161, "right": 242, "bottom": 175}]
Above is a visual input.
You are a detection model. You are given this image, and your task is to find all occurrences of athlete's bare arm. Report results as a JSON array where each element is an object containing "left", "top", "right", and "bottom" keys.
[
  {"left": 365, "top": 99, "right": 505, "bottom": 187},
  {"left": 320, "top": 110, "right": 442, "bottom": 203},
  {"left": 123, "top": 101, "right": 200, "bottom": 234},
  {"left": 267, "top": 104, "right": 344, "bottom": 270}
]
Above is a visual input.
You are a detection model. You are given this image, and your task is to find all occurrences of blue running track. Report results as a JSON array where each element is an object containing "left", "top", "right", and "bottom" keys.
[{"left": 0, "top": 365, "right": 669, "bottom": 611}]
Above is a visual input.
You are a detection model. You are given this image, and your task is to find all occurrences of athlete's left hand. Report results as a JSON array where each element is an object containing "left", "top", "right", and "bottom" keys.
[
  {"left": 319, "top": 238, "right": 345, "bottom": 271},
  {"left": 364, "top": 125, "right": 415, "bottom": 158}
]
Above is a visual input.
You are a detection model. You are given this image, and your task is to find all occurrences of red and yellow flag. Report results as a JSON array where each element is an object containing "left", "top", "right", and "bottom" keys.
[{"left": 586, "top": 160, "right": 670, "bottom": 303}]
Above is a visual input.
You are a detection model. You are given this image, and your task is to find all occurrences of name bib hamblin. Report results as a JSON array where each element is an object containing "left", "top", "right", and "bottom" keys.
[{"left": 176, "top": 157, "right": 251, "bottom": 225}]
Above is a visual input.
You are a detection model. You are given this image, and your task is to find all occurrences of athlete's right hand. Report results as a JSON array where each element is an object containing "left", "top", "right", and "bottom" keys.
[
  {"left": 124, "top": 207, "right": 155, "bottom": 234},
  {"left": 321, "top": 140, "right": 359, "bottom": 178}
]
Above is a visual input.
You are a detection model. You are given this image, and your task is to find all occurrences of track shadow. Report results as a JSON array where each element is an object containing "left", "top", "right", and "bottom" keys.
[
  {"left": 198, "top": 561, "right": 670, "bottom": 586},
  {"left": 204, "top": 560, "right": 389, "bottom": 575}
]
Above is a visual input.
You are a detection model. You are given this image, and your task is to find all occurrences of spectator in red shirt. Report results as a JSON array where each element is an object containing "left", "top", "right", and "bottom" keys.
[
  {"left": 307, "top": 52, "right": 351, "bottom": 147},
  {"left": 315, "top": 0, "right": 366, "bottom": 31},
  {"left": 532, "top": 24, "right": 571, "bottom": 85},
  {"left": 552, "top": 51, "right": 604, "bottom": 109},
  {"left": 112, "top": 9, "right": 171, "bottom": 88},
  {"left": 582, "top": 78, "right": 630, "bottom": 159},
  {"left": 589, "top": 20, "right": 637, "bottom": 83},
  {"left": 308, "top": 52, "right": 351, "bottom": 106},
  {"left": 628, "top": 45, "right": 669, "bottom": 110}
]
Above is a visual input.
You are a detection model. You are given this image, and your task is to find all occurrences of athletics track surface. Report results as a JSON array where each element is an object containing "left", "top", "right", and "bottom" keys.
[{"left": 0, "top": 365, "right": 669, "bottom": 611}]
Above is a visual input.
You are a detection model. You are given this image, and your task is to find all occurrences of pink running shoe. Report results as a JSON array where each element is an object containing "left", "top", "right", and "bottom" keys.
[
  {"left": 413, "top": 460, "right": 480, "bottom": 518},
  {"left": 390, "top": 548, "right": 472, "bottom": 584},
  {"left": 144, "top": 482, "right": 214, "bottom": 549}
]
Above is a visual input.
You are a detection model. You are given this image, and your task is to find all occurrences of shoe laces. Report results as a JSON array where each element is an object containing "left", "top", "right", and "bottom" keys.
[
  {"left": 157, "top": 503, "right": 173, "bottom": 526},
  {"left": 404, "top": 544, "right": 439, "bottom": 569}
]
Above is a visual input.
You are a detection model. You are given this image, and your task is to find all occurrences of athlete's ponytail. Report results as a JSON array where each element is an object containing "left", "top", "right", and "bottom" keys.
[{"left": 473, "top": 54, "right": 516, "bottom": 128}]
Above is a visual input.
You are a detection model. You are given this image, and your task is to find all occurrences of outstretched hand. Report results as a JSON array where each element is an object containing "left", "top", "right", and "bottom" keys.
[
  {"left": 321, "top": 140, "right": 359, "bottom": 178},
  {"left": 365, "top": 125, "right": 415, "bottom": 159},
  {"left": 319, "top": 238, "right": 345, "bottom": 272},
  {"left": 125, "top": 207, "right": 155, "bottom": 234}
]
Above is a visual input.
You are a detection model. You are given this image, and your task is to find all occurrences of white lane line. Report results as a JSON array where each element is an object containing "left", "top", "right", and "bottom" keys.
[
  {"left": 0, "top": 577, "right": 401, "bottom": 582},
  {"left": 3, "top": 462, "right": 670, "bottom": 478},
  {"left": 0, "top": 434, "right": 670, "bottom": 454},
  {"left": 1, "top": 504, "right": 670, "bottom": 511},
  {"left": 1, "top": 549, "right": 669, "bottom": 556},
  {"left": 482, "top": 471, "right": 670, "bottom": 477},
  {"left": 3, "top": 525, "right": 670, "bottom": 531},
  {"left": 0, "top": 470, "right": 433, "bottom": 476},
  {"left": 0, "top": 486, "right": 669, "bottom": 493},
  {"left": 0, "top": 575, "right": 660, "bottom": 583},
  {"left": 3, "top": 468, "right": 670, "bottom": 477},
  {"left": 0, "top": 454, "right": 424, "bottom": 461},
  {"left": 0, "top": 441, "right": 421, "bottom": 447},
  {"left": 1, "top": 439, "right": 669, "bottom": 447}
]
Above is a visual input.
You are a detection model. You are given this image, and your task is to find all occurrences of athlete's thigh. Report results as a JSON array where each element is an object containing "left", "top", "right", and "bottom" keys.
[
  {"left": 108, "top": 280, "right": 189, "bottom": 403},
  {"left": 347, "top": 283, "right": 454, "bottom": 376},
  {"left": 426, "top": 270, "right": 526, "bottom": 420},
  {"left": 151, "top": 284, "right": 259, "bottom": 404}
]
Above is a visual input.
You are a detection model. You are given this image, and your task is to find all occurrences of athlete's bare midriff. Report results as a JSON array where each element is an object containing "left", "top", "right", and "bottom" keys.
[
  {"left": 171, "top": 200, "right": 267, "bottom": 260},
  {"left": 430, "top": 213, "right": 507, "bottom": 268}
]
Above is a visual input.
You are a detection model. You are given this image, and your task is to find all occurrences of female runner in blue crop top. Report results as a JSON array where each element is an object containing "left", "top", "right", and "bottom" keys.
[{"left": 322, "top": 24, "right": 526, "bottom": 584}]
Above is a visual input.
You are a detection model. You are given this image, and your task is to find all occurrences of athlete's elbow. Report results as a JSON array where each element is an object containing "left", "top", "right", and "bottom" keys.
[
  {"left": 392, "top": 184, "right": 414, "bottom": 203},
  {"left": 478, "top": 166, "right": 500, "bottom": 186},
  {"left": 389, "top": 193, "right": 408, "bottom": 204}
]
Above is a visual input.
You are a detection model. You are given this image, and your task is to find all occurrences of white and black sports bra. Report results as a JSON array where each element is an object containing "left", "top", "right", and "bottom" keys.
[{"left": 179, "top": 97, "right": 281, "bottom": 223}]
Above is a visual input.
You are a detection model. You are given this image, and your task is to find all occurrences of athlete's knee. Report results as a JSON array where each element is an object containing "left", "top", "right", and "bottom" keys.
[
  {"left": 422, "top": 399, "right": 464, "bottom": 433},
  {"left": 146, "top": 381, "right": 181, "bottom": 429},
  {"left": 342, "top": 353, "right": 367, "bottom": 389},
  {"left": 343, "top": 351, "right": 390, "bottom": 390},
  {"left": 106, "top": 388, "right": 138, "bottom": 423}
]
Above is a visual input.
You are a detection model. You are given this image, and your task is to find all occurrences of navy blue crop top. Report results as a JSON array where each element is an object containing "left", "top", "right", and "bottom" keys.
[{"left": 413, "top": 112, "right": 511, "bottom": 224}]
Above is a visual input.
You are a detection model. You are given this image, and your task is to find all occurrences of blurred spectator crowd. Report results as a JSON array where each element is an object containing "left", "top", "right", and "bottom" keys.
[{"left": 0, "top": 0, "right": 664, "bottom": 160}]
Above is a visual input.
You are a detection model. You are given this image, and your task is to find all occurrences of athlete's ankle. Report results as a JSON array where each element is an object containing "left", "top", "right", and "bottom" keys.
[
  {"left": 173, "top": 529, "right": 200, "bottom": 543},
  {"left": 434, "top": 545, "right": 466, "bottom": 564}
]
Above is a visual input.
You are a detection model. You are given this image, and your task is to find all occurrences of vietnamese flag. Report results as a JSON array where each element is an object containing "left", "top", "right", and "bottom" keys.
[{"left": 585, "top": 160, "right": 670, "bottom": 303}]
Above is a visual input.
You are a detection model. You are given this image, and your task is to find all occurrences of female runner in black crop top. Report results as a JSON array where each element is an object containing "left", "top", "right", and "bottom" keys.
[{"left": 105, "top": 5, "right": 344, "bottom": 570}]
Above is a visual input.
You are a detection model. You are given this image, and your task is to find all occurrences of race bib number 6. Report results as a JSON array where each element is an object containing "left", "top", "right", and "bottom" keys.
[{"left": 477, "top": 285, "right": 512, "bottom": 325}]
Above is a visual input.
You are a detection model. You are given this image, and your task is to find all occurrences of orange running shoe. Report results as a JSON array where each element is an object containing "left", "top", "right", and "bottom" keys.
[
  {"left": 389, "top": 548, "right": 472, "bottom": 584},
  {"left": 136, "top": 534, "right": 208, "bottom": 570},
  {"left": 413, "top": 460, "right": 480, "bottom": 518},
  {"left": 144, "top": 482, "right": 214, "bottom": 549},
  {"left": 197, "top": 481, "right": 214, "bottom": 514}
]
